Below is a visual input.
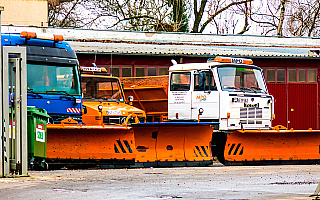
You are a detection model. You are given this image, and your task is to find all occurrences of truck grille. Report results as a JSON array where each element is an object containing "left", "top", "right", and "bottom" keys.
[
  {"left": 239, "top": 107, "right": 264, "bottom": 125},
  {"left": 240, "top": 108, "right": 262, "bottom": 119},
  {"left": 103, "top": 116, "right": 145, "bottom": 124}
]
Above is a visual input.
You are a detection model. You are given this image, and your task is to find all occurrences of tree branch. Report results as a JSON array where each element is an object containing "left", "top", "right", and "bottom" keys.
[{"left": 199, "top": 0, "right": 253, "bottom": 33}]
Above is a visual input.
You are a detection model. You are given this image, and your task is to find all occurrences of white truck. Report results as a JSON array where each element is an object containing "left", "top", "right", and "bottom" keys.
[{"left": 168, "top": 56, "right": 274, "bottom": 131}]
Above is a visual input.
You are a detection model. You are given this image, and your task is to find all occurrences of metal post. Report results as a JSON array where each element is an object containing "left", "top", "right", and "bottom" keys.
[
  {"left": 20, "top": 55, "right": 28, "bottom": 175},
  {"left": 13, "top": 58, "right": 21, "bottom": 173},
  {"left": 0, "top": 5, "right": 4, "bottom": 178}
]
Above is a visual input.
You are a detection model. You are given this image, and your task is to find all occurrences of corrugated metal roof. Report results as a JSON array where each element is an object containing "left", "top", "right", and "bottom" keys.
[
  {"left": 68, "top": 41, "right": 312, "bottom": 58},
  {"left": 2, "top": 25, "right": 320, "bottom": 58}
]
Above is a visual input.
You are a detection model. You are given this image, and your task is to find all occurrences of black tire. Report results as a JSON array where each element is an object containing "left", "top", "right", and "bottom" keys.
[{"left": 211, "top": 132, "right": 227, "bottom": 165}]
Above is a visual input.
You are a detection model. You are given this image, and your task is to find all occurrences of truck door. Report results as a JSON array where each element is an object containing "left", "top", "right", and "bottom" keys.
[
  {"left": 191, "top": 70, "right": 219, "bottom": 120},
  {"left": 168, "top": 72, "right": 192, "bottom": 120}
]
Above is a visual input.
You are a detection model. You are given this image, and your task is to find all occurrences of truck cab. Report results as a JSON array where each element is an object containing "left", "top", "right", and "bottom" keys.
[
  {"left": 2, "top": 32, "right": 82, "bottom": 123},
  {"left": 80, "top": 67, "right": 146, "bottom": 125},
  {"left": 168, "top": 57, "right": 274, "bottom": 130}
]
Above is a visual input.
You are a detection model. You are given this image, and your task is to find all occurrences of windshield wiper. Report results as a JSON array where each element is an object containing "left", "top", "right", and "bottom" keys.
[
  {"left": 240, "top": 87, "right": 254, "bottom": 92},
  {"left": 223, "top": 86, "right": 241, "bottom": 90},
  {"left": 251, "top": 87, "right": 267, "bottom": 94},
  {"left": 46, "top": 90, "right": 70, "bottom": 95},
  {"left": 27, "top": 88, "right": 43, "bottom": 98}
]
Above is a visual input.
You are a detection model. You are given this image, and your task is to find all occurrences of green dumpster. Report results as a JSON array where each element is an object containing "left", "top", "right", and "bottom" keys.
[{"left": 27, "top": 106, "right": 50, "bottom": 159}]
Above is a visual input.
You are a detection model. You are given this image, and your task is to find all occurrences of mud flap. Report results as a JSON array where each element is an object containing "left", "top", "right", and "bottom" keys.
[
  {"left": 224, "top": 129, "right": 320, "bottom": 165},
  {"left": 132, "top": 122, "right": 214, "bottom": 166},
  {"left": 47, "top": 124, "right": 136, "bottom": 161}
]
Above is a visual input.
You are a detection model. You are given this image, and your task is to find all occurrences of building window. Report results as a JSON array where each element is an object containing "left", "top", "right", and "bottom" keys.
[
  {"left": 288, "top": 69, "right": 297, "bottom": 82},
  {"left": 298, "top": 69, "right": 307, "bottom": 82},
  {"left": 122, "top": 67, "right": 132, "bottom": 77},
  {"left": 266, "top": 69, "right": 275, "bottom": 82},
  {"left": 265, "top": 68, "right": 316, "bottom": 84},
  {"left": 135, "top": 67, "right": 145, "bottom": 77},
  {"left": 277, "top": 69, "right": 286, "bottom": 83},
  {"left": 110, "top": 67, "right": 120, "bottom": 77},
  {"left": 159, "top": 67, "right": 169, "bottom": 75},
  {"left": 308, "top": 69, "right": 317, "bottom": 83},
  {"left": 147, "top": 67, "right": 157, "bottom": 76}
]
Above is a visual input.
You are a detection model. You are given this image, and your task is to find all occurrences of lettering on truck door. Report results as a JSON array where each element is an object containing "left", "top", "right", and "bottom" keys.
[{"left": 168, "top": 72, "right": 192, "bottom": 119}]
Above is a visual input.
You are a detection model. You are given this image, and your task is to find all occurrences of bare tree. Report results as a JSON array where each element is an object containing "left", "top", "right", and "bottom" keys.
[
  {"left": 236, "top": 1, "right": 251, "bottom": 34},
  {"left": 249, "top": 0, "right": 290, "bottom": 36},
  {"left": 97, "top": 0, "right": 170, "bottom": 31},
  {"left": 49, "top": 0, "right": 102, "bottom": 28},
  {"left": 191, "top": 0, "right": 254, "bottom": 33},
  {"left": 287, "top": 1, "right": 320, "bottom": 37},
  {"left": 210, "top": 1, "right": 252, "bottom": 35},
  {"left": 49, "top": 0, "right": 187, "bottom": 31},
  {"left": 49, "top": 0, "right": 320, "bottom": 36},
  {"left": 249, "top": 0, "right": 320, "bottom": 37}
]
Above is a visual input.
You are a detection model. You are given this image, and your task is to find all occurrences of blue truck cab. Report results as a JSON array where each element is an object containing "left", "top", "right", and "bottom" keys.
[{"left": 2, "top": 31, "right": 82, "bottom": 123}]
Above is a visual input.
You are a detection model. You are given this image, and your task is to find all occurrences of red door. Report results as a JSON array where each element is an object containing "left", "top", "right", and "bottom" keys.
[
  {"left": 287, "top": 83, "right": 318, "bottom": 129},
  {"left": 267, "top": 83, "right": 287, "bottom": 127}
]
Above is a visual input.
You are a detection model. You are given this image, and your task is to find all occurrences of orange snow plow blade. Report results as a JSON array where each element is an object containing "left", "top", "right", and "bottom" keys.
[
  {"left": 132, "top": 122, "right": 214, "bottom": 167},
  {"left": 46, "top": 124, "right": 136, "bottom": 161},
  {"left": 224, "top": 129, "right": 320, "bottom": 165}
]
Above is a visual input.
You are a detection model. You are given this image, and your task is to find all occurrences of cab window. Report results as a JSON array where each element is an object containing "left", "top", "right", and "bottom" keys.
[
  {"left": 194, "top": 71, "right": 216, "bottom": 91},
  {"left": 170, "top": 72, "right": 191, "bottom": 91}
]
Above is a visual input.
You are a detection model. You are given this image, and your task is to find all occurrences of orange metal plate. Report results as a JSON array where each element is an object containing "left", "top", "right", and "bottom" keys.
[
  {"left": 131, "top": 126, "right": 158, "bottom": 162},
  {"left": 47, "top": 124, "right": 136, "bottom": 160},
  {"left": 156, "top": 126, "right": 185, "bottom": 162},
  {"left": 184, "top": 126, "right": 212, "bottom": 162},
  {"left": 133, "top": 124, "right": 213, "bottom": 163},
  {"left": 225, "top": 130, "right": 320, "bottom": 162}
]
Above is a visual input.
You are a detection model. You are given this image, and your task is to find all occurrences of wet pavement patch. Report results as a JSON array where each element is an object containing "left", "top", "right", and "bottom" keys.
[{"left": 271, "top": 181, "right": 317, "bottom": 185}]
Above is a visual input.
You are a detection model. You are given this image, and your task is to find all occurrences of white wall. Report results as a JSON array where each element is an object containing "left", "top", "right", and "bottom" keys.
[{"left": 0, "top": 0, "right": 48, "bottom": 26}]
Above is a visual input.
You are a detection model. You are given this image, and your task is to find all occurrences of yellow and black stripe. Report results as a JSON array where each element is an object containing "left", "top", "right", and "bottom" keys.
[
  {"left": 194, "top": 146, "right": 210, "bottom": 157},
  {"left": 114, "top": 140, "right": 133, "bottom": 153},
  {"left": 227, "top": 143, "right": 244, "bottom": 155}
]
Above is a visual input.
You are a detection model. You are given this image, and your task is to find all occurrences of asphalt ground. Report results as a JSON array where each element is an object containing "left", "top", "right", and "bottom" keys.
[{"left": 0, "top": 164, "right": 319, "bottom": 200}]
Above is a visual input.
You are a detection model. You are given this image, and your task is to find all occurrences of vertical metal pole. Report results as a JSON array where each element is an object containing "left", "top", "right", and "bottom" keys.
[
  {"left": 0, "top": 6, "right": 3, "bottom": 177},
  {"left": 14, "top": 58, "right": 21, "bottom": 173},
  {"left": 20, "top": 52, "right": 27, "bottom": 175},
  {"left": 2, "top": 49, "right": 10, "bottom": 177},
  {"left": 10, "top": 62, "right": 14, "bottom": 164}
]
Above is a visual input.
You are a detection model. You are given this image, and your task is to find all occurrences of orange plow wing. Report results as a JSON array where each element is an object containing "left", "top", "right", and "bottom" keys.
[
  {"left": 132, "top": 123, "right": 213, "bottom": 167},
  {"left": 224, "top": 129, "right": 320, "bottom": 165},
  {"left": 47, "top": 124, "right": 136, "bottom": 162}
]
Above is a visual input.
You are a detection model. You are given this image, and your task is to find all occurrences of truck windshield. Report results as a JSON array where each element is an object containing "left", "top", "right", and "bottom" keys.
[
  {"left": 217, "top": 66, "right": 267, "bottom": 93},
  {"left": 81, "top": 76, "right": 124, "bottom": 101},
  {"left": 27, "top": 64, "right": 81, "bottom": 95}
]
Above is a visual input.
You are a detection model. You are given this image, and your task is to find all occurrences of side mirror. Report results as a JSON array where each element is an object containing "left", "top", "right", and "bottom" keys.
[
  {"left": 199, "top": 71, "right": 206, "bottom": 90},
  {"left": 98, "top": 105, "right": 103, "bottom": 112},
  {"left": 128, "top": 96, "right": 134, "bottom": 105},
  {"left": 82, "top": 106, "right": 87, "bottom": 114}
]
